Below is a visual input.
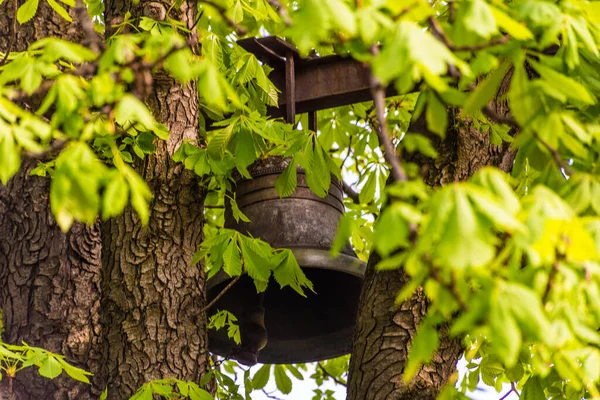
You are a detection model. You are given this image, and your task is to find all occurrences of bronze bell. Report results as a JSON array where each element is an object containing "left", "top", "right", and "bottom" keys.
[{"left": 207, "top": 157, "right": 366, "bottom": 365}]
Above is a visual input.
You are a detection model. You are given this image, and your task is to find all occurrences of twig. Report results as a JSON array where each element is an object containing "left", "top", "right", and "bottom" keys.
[
  {"left": 0, "top": 0, "right": 18, "bottom": 67},
  {"left": 198, "top": 0, "right": 247, "bottom": 36},
  {"left": 542, "top": 257, "right": 560, "bottom": 304},
  {"left": 342, "top": 181, "right": 360, "bottom": 204},
  {"left": 261, "top": 389, "right": 285, "bottom": 400},
  {"left": 427, "top": 17, "right": 510, "bottom": 52},
  {"left": 499, "top": 382, "right": 520, "bottom": 400},
  {"left": 369, "top": 45, "right": 407, "bottom": 182},
  {"left": 341, "top": 135, "right": 354, "bottom": 170},
  {"left": 24, "top": 139, "right": 67, "bottom": 160},
  {"left": 317, "top": 363, "right": 347, "bottom": 387},
  {"left": 200, "top": 275, "right": 241, "bottom": 313},
  {"left": 75, "top": 0, "right": 104, "bottom": 54},
  {"left": 482, "top": 105, "right": 518, "bottom": 129},
  {"left": 264, "top": 0, "right": 291, "bottom": 26},
  {"left": 534, "top": 134, "right": 574, "bottom": 176}
]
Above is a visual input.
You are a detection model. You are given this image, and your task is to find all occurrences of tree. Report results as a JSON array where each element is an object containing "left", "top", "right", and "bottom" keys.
[{"left": 1, "top": 1, "right": 600, "bottom": 400}]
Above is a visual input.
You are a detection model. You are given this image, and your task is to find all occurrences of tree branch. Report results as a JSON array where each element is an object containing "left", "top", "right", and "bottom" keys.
[
  {"left": 342, "top": 181, "right": 360, "bottom": 204},
  {"left": 0, "top": 0, "right": 18, "bottom": 67},
  {"left": 24, "top": 139, "right": 67, "bottom": 160},
  {"left": 75, "top": 0, "right": 104, "bottom": 54},
  {"left": 200, "top": 275, "right": 241, "bottom": 313},
  {"left": 427, "top": 17, "right": 510, "bottom": 52},
  {"left": 317, "top": 363, "right": 347, "bottom": 387},
  {"left": 369, "top": 46, "right": 407, "bottom": 183},
  {"left": 534, "top": 134, "right": 574, "bottom": 176}
]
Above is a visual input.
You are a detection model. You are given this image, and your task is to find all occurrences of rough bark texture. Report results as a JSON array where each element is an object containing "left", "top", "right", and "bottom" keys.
[
  {"left": 347, "top": 110, "right": 516, "bottom": 400},
  {"left": 0, "top": 3, "right": 103, "bottom": 400},
  {"left": 100, "top": 2, "right": 210, "bottom": 397}
]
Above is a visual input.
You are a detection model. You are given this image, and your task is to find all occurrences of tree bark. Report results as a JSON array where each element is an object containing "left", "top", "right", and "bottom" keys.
[
  {"left": 347, "top": 111, "right": 516, "bottom": 400},
  {"left": 100, "top": 2, "right": 210, "bottom": 397},
  {"left": 0, "top": 3, "right": 103, "bottom": 400}
]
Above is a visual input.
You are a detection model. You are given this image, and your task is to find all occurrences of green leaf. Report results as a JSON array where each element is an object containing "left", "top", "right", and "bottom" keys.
[
  {"left": 521, "top": 376, "right": 545, "bottom": 400},
  {"left": 529, "top": 60, "right": 595, "bottom": 105},
  {"left": 464, "top": 61, "right": 511, "bottom": 115},
  {"left": 359, "top": 172, "right": 377, "bottom": 204},
  {"left": 239, "top": 236, "right": 271, "bottom": 285},
  {"left": 491, "top": 7, "right": 534, "bottom": 40},
  {"left": 460, "top": 0, "right": 497, "bottom": 39},
  {"left": 0, "top": 129, "right": 21, "bottom": 184},
  {"left": 115, "top": 94, "right": 158, "bottom": 131},
  {"left": 404, "top": 320, "right": 439, "bottom": 381},
  {"left": 272, "top": 250, "right": 312, "bottom": 296},
  {"left": 275, "top": 161, "right": 297, "bottom": 198},
  {"left": 47, "top": 0, "right": 72, "bottom": 21},
  {"left": 435, "top": 189, "right": 495, "bottom": 269},
  {"left": 501, "top": 283, "right": 550, "bottom": 341},
  {"left": 58, "top": 359, "right": 92, "bottom": 383},
  {"left": 489, "top": 290, "right": 521, "bottom": 366},
  {"left": 252, "top": 364, "right": 271, "bottom": 390},
  {"left": 124, "top": 166, "right": 153, "bottom": 225},
  {"left": 102, "top": 174, "right": 129, "bottom": 220},
  {"left": 207, "top": 124, "right": 235, "bottom": 158},
  {"left": 38, "top": 356, "right": 63, "bottom": 379},
  {"left": 274, "top": 365, "right": 292, "bottom": 394},
  {"left": 426, "top": 92, "right": 448, "bottom": 137},
  {"left": 373, "top": 205, "right": 410, "bottom": 257},
  {"left": 189, "top": 385, "right": 213, "bottom": 400},
  {"left": 17, "top": 0, "right": 39, "bottom": 24},
  {"left": 223, "top": 240, "right": 242, "bottom": 277}
]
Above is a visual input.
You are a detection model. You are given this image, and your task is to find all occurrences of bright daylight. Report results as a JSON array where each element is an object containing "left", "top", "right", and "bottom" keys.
[{"left": 0, "top": 0, "right": 598, "bottom": 399}]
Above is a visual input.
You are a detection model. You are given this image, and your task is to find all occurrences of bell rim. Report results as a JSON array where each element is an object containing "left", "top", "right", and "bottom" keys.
[{"left": 207, "top": 247, "right": 366, "bottom": 290}]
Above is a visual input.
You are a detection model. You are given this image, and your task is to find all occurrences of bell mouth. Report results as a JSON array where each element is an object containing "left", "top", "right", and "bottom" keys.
[{"left": 207, "top": 248, "right": 367, "bottom": 364}]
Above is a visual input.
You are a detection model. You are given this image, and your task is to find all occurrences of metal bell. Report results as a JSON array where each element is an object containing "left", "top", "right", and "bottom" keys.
[{"left": 207, "top": 157, "right": 366, "bottom": 364}]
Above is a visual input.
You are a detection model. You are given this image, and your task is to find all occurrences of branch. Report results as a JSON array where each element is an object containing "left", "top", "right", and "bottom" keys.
[
  {"left": 0, "top": 0, "right": 18, "bottom": 67},
  {"left": 342, "top": 181, "right": 360, "bottom": 204},
  {"left": 542, "top": 256, "right": 560, "bottom": 304},
  {"left": 317, "top": 363, "right": 347, "bottom": 387},
  {"left": 535, "top": 134, "right": 574, "bottom": 176},
  {"left": 427, "top": 17, "right": 510, "bottom": 52},
  {"left": 261, "top": 389, "right": 285, "bottom": 400},
  {"left": 75, "top": 0, "right": 104, "bottom": 54},
  {"left": 499, "top": 382, "right": 520, "bottom": 400},
  {"left": 200, "top": 275, "right": 241, "bottom": 313},
  {"left": 482, "top": 104, "right": 518, "bottom": 129},
  {"left": 24, "top": 139, "right": 67, "bottom": 160},
  {"left": 369, "top": 46, "right": 408, "bottom": 182},
  {"left": 198, "top": 0, "right": 248, "bottom": 36}
]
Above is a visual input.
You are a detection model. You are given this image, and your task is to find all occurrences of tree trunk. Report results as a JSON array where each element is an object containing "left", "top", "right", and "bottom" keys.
[
  {"left": 0, "top": 3, "right": 103, "bottom": 400},
  {"left": 100, "top": 2, "right": 210, "bottom": 397},
  {"left": 347, "top": 111, "right": 516, "bottom": 400}
]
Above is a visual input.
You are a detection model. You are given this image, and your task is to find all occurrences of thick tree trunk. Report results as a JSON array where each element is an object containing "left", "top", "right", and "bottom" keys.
[
  {"left": 100, "top": 2, "right": 210, "bottom": 397},
  {"left": 347, "top": 112, "right": 516, "bottom": 400},
  {"left": 0, "top": 3, "right": 103, "bottom": 400}
]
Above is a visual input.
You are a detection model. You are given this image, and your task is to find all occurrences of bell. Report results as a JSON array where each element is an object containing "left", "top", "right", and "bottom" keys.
[{"left": 207, "top": 157, "right": 366, "bottom": 364}]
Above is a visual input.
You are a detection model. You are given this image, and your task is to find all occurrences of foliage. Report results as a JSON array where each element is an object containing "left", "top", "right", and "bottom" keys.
[
  {"left": 0, "top": 338, "right": 93, "bottom": 385},
  {"left": 3, "top": 0, "right": 600, "bottom": 399}
]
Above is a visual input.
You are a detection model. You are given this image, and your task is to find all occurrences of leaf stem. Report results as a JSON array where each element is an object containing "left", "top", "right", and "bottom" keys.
[
  {"left": 369, "top": 45, "right": 408, "bottom": 183},
  {"left": 200, "top": 275, "right": 241, "bottom": 313}
]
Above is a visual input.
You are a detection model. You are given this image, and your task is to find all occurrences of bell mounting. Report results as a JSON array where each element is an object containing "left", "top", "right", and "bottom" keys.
[{"left": 207, "top": 36, "right": 381, "bottom": 366}]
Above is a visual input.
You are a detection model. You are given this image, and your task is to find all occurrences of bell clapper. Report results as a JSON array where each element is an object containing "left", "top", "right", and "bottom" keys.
[{"left": 235, "top": 292, "right": 268, "bottom": 366}]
